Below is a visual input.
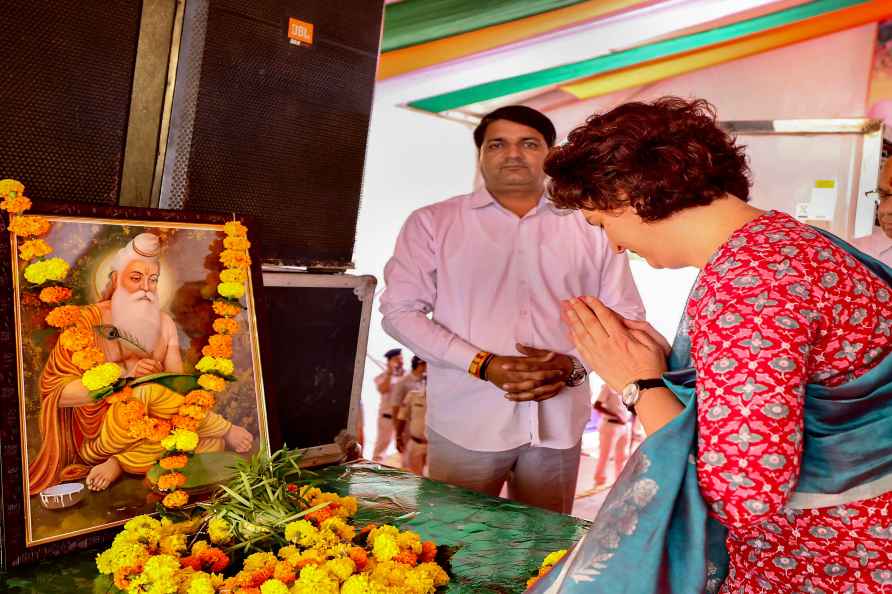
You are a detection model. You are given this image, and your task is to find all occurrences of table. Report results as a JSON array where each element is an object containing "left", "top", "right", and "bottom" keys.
[{"left": 1, "top": 463, "right": 589, "bottom": 593}]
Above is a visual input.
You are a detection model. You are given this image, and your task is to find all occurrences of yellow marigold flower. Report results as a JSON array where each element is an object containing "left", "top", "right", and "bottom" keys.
[
  {"left": 260, "top": 579, "right": 290, "bottom": 594},
  {"left": 19, "top": 239, "right": 53, "bottom": 261},
  {"left": 220, "top": 249, "right": 250, "bottom": 269},
  {"left": 0, "top": 194, "right": 31, "bottom": 214},
  {"left": 197, "top": 373, "right": 226, "bottom": 392},
  {"left": 186, "top": 572, "right": 216, "bottom": 594},
  {"left": 195, "top": 355, "right": 234, "bottom": 376},
  {"left": 0, "top": 179, "right": 24, "bottom": 197},
  {"left": 157, "top": 471, "right": 187, "bottom": 492},
  {"left": 212, "top": 299, "right": 241, "bottom": 317},
  {"left": 162, "top": 490, "right": 188, "bottom": 508},
  {"left": 321, "top": 517, "right": 355, "bottom": 542},
  {"left": 415, "top": 562, "right": 450, "bottom": 588},
  {"left": 159, "top": 533, "right": 188, "bottom": 556},
  {"left": 143, "top": 553, "right": 180, "bottom": 581},
  {"left": 217, "top": 281, "right": 245, "bottom": 299},
  {"left": 324, "top": 557, "right": 356, "bottom": 582},
  {"left": 341, "top": 574, "right": 372, "bottom": 594},
  {"left": 542, "top": 549, "right": 567, "bottom": 568},
  {"left": 208, "top": 516, "right": 232, "bottom": 545},
  {"left": 397, "top": 530, "right": 423, "bottom": 555},
  {"left": 223, "top": 220, "right": 248, "bottom": 237},
  {"left": 59, "top": 327, "right": 92, "bottom": 351},
  {"left": 278, "top": 545, "right": 301, "bottom": 565},
  {"left": 244, "top": 551, "right": 278, "bottom": 572},
  {"left": 291, "top": 565, "right": 339, "bottom": 594},
  {"left": 223, "top": 236, "right": 251, "bottom": 251},
  {"left": 24, "top": 257, "right": 69, "bottom": 284},
  {"left": 372, "top": 534, "right": 399, "bottom": 562},
  {"left": 45, "top": 304, "right": 80, "bottom": 328},
  {"left": 367, "top": 525, "right": 399, "bottom": 547},
  {"left": 72, "top": 347, "right": 106, "bottom": 371},
  {"left": 39, "top": 285, "right": 71, "bottom": 304},
  {"left": 159, "top": 454, "right": 188, "bottom": 470},
  {"left": 9, "top": 215, "right": 51, "bottom": 238},
  {"left": 336, "top": 495, "right": 358, "bottom": 518},
  {"left": 166, "top": 428, "right": 200, "bottom": 452},
  {"left": 219, "top": 268, "right": 246, "bottom": 284},
  {"left": 285, "top": 520, "right": 319, "bottom": 548},
  {"left": 82, "top": 362, "right": 121, "bottom": 391},
  {"left": 212, "top": 317, "right": 239, "bottom": 335}
]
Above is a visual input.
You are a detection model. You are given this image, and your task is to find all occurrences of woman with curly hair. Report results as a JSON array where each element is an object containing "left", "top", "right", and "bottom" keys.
[{"left": 529, "top": 97, "right": 892, "bottom": 593}]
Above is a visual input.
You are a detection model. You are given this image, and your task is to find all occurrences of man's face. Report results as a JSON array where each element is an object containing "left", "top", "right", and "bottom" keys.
[
  {"left": 416, "top": 362, "right": 427, "bottom": 377},
  {"left": 478, "top": 119, "right": 548, "bottom": 196},
  {"left": 877, "top": 159, "right": 892, "bottom": 238},
  {"left": 389, "top": 355, "right": 404, "bottom": 372},
  {"left": 119, "top": 260, "right": 160, "bottom": 297}
]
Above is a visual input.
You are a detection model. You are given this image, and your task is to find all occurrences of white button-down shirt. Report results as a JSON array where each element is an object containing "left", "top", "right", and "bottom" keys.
[
  {"left": 380, "top": 188, "right": 645, "bottom": 451},
  {"left": 851, "top": 227, "right": 892, "bottom": 268}
]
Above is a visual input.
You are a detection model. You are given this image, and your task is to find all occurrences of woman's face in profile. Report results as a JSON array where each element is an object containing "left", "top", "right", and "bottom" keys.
[{"left": 581, "top": 207, "right": 671, "bottom": 269}]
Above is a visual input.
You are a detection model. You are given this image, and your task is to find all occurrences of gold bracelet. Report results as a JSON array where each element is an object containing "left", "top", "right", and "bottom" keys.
[{"left": 468, "top": 351, "right": 491, "bottom": 378}]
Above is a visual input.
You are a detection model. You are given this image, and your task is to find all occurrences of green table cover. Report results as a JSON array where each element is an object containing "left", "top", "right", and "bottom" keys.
[{"left": 0, "top": 463, "right": 589, "bottom": 593}]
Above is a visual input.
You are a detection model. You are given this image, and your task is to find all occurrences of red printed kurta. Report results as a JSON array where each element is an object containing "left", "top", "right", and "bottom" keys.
[{"left": 688, "top": 211, "right": 892, "bottom": 593}]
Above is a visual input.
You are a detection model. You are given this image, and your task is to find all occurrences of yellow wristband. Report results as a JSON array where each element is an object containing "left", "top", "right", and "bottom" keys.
[{"left": 468, "top": 351, "right": 491, "bottom": 378}]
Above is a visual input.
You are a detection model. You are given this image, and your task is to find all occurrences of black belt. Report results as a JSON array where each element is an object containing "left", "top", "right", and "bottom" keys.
[
  {"left": 605, "top": 418, "right": 626, "bottom": 425},
  {"left": 411, "top": 436, "right": 428, "bottom": 444},
  {"left": 381, "top": 413, "right": 392, "bottom": 419}
]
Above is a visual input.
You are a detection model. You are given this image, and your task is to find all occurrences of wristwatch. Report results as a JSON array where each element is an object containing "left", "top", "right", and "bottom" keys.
[
  {"left": 620, "top": 378, "right": 665, "bottom": 413},
  {"left": 565, "top": 357, "right": 587, "bottom": 387}
]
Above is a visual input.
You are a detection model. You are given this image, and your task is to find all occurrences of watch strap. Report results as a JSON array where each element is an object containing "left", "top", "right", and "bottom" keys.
[{"left": 636, "top": 378, "right": 665, "bottom": 391}]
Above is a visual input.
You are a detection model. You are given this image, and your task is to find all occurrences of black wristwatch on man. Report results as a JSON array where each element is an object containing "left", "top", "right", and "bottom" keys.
[{"left": 620, "top": 378, "right": 665, "bottom": 413}]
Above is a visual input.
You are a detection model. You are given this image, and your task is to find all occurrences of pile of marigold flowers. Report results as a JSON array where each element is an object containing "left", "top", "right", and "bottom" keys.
[{"left": 96, "top": 480, "right": 450, "bottom": 594}]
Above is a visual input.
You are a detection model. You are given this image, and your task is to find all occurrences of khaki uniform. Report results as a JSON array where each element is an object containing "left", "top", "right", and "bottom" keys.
[{"left": 397, "top": 388, "right": 427, "bottom": 474}]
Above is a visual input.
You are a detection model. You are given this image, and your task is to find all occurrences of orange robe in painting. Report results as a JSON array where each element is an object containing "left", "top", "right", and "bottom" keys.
[{"left": 27, "top": 304, "right": 232, "bottom": 496}]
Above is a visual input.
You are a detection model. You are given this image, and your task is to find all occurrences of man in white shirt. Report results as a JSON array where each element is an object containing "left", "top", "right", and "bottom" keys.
[
  {"left": 853, "top": 156, "right": 892, "bottom": 267},
  {"left": 380, "top": 106, "right": 644, "bottom": 513},
  {"left": 372, "top": 348, "right": 404, "bottom": 462}
]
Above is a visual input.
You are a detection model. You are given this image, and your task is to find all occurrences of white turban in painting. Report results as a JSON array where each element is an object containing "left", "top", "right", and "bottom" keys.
[{"left": 109, "top": 233, "right": 163, "bottom": 354}]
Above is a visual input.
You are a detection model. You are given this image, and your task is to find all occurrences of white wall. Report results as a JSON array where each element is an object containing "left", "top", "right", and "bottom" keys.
[{"left": 353, "top": 99, "right": 476, "bottom": 456}]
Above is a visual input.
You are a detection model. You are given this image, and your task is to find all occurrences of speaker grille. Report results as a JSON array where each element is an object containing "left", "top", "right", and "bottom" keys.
[
  {"left": 0, "top": 1, "right": 141, "bottom": 205},
  {"left": 161, "top": 0, "right": 383, "bottom": 267}
]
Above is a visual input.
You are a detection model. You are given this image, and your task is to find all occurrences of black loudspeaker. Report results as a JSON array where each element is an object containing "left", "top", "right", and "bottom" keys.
[
  {"left": 0, "top": 1, "right": 142, "bottom": 205},
  {"left": 159, "top": 0, "right": 385, "bottom": 268}
]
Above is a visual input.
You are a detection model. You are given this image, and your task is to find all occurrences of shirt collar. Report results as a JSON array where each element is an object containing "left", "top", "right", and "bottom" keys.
[{"left": 469, "top": 186, "right": 562, "bottom": 214}]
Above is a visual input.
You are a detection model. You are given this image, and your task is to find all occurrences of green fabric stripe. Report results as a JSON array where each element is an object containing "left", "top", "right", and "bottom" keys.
[
  {"left": 409, "top": 0, "right": 866, "bottom": 113},
  {"left": 382, "top": 0, "right": 587, "bottom": 52}
]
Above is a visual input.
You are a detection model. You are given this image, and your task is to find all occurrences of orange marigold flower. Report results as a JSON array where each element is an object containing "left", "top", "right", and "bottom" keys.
[
  {"left": 19, "top": 239, "right": 53, "bottom": 261},
  {"left": 184, "top": 389, "right": 215, "bottom": 408},
  {"left": 59, "top": 327, "right": 92, "bottom": 351},
  {"left": 223, "top": 220, "right": 248, "bottom": 237},
  {"left": 106, "top": 385, "right": 133, "bottom": 404},
  {"left": 212, "top": 300, "right": 241, "bottom": 318},
  {"left": 220, "top": 249, "right": 250, "bottom": 269},
  {"left": 45, "top": 305, "right": 81, "bottom": 328},
  {"left": 180, "top": 555, "right": 202, "bottom": 572},
  {"left": 420, "top": 541, "right": 437, "bottom": 563},
  {"left": 39, "top": 286, "right": 72, "bottom": 304},
  {"left": 197, "top": 373, "right": 226, "bottom": 392},
  {"left": 178, "top": 404, "right": 207, "bottom": 421},
  {"left": 194, "top": 547, "right": 230, "bottom": 573},
  {"left": 212, "top": 317, "right": 239, "bottom": 335},
  {"left": 162, "top": 489, "right": 189, "bottom": 508},
  {"left": 158, "top": 472, "right": 187, "bottom": 492},
  {"left": 147, "top": 418, "right": 172, "bottom": 442},
  {"left": 0, "top": 194, "right": 32, "bottom": 214},
  {"left": 121, "top": 400, "right": 146, "bottom": 424},
  {"left": 306, "top": 505, "right": 334, "bottom": 526},
  {"left": 113, "top": 566, "right": 140, "bottom": 590},
  {"left": 8, "top": 215, "right": 51, "bottom": 237},
  {"left": 159, "top": 454, "right": 188, "bottom": 470},
  {"left": 223, "top": 236, "right": 251, "bottom": 251},
  {"left": 392, "top": 550, "right": 418, "bottom": 566},
  {"left": 171, "top": 414, "right": 199, "bottom": 432},
  {"left": 349, "top": 547, "right": 368, "bottom": 571},
  {"left": 72, "top": 347, "right": 106, "bottom": 371},
  {"left": 272, "top": 561, "right": 296, "bottom": 585},
  {"left": 202, "top": 333, "right": 233, "bottom": 358}
]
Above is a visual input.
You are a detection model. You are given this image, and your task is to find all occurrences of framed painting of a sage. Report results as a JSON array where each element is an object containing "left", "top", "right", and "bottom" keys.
[{"left": 0, "top": 194, "right": 269, "bottom": 567}]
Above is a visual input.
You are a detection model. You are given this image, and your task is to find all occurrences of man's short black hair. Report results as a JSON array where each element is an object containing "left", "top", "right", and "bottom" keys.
[
  {"left": 384, "top": 348, "right": 402, "bottom": 360},
  {"left": 411, "top": 355, "right": 425, "bottom": 370},
  {"left": 473, "top": 105, "right": 557, "bottom": 149}
]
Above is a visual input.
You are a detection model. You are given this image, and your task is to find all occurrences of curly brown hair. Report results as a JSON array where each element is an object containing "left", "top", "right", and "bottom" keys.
[{"left": 545, "top": 97, "right": 751, "bottom": 221}]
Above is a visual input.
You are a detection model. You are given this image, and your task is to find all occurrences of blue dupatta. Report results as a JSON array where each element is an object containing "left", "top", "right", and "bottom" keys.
[{"left": 529, "top": 230, "right": 892, "bottom": 594}]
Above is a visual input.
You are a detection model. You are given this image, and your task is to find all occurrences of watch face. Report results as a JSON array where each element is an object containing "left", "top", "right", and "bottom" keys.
[{"left": 621, "top": 383, "right": 639, "bottom": 406}]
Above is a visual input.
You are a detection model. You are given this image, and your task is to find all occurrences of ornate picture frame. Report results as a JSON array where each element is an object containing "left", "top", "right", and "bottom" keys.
[{"left": 0, "top": 198, "right": 269, "bottom": 567}]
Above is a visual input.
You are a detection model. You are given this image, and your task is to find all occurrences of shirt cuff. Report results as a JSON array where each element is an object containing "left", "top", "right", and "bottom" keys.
[{"left": 442, "top": 338, "right": 482, "bottom": 372}]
